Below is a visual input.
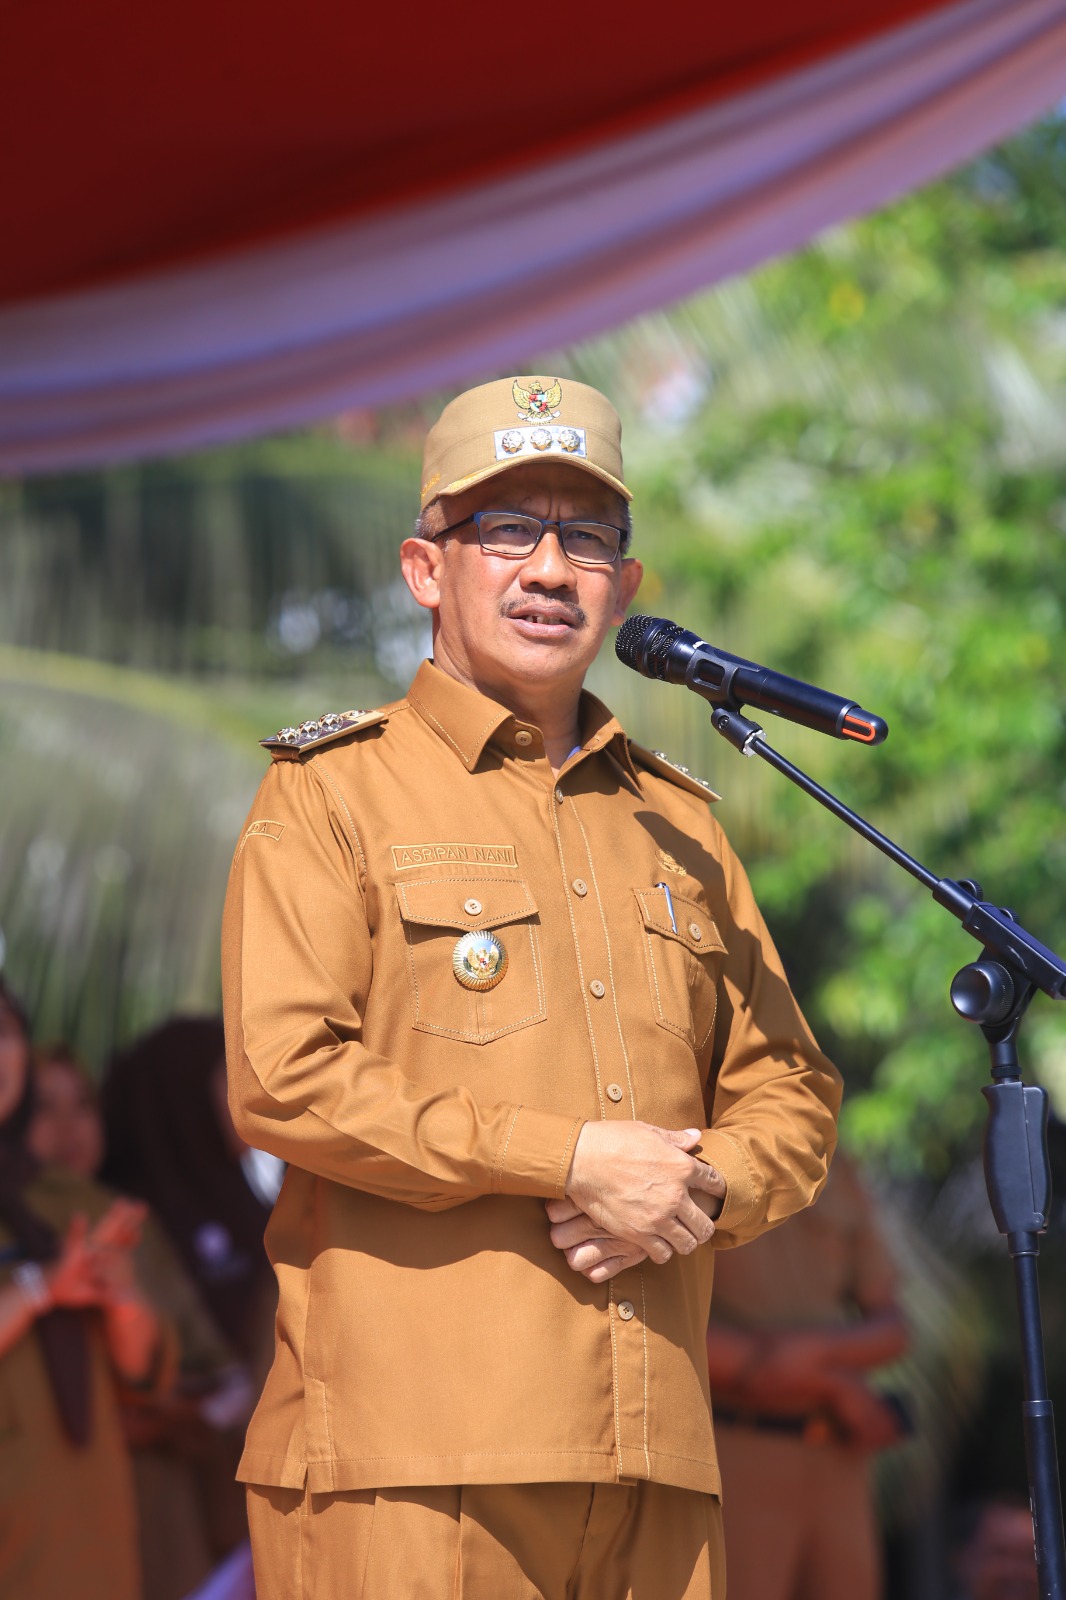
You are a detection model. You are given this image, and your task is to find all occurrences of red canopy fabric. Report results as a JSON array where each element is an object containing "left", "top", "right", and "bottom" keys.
[
  {"left": 0, "top": 0, "right": 952, "bottom": 304},
  {"left": 1, "top": 0, "right": 1064, "bottom": 472}
]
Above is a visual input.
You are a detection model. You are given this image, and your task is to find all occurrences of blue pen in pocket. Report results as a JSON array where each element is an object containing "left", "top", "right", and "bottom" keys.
[{"left": 655, "top": 881, "right": 678, "bottom": 933}]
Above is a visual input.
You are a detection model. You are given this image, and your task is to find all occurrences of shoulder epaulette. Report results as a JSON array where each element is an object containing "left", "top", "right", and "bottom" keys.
[
  {"left": 261, "top": 707, "right": 388, "bottom": 761},
  {"left": 629, "top": 741, "right": 719, "bottom": 802}
]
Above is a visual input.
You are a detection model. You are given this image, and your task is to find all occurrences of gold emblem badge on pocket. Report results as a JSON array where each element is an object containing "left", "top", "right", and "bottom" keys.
[{"left": 452, "top": 931, "right": 508, "bottom": 991}]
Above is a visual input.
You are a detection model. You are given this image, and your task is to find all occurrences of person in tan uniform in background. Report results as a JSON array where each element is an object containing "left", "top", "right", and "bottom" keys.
[
  {"left": 0, "top": 980, "right": 170, "bottom": 1600},
  {"left": 706, "top": 1151, "right": 909, "bottom": 1600},
  {"left": 222, "top": 377, "right": 843, "bottom": 1599}
]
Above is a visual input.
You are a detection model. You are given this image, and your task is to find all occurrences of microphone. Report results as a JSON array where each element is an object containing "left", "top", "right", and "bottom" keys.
[{"left": 615, "top": 615, "right": 888, "bottom": 745}]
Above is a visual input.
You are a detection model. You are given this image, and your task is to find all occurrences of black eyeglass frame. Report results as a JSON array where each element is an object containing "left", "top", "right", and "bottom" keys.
[{"left": 429, "top": 510, "right": 628, "bottom": 567}]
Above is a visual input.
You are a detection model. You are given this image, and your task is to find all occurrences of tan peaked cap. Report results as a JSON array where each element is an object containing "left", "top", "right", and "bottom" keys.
[{"left": 420, "top": 376, "right": 631, "bottom": 510}]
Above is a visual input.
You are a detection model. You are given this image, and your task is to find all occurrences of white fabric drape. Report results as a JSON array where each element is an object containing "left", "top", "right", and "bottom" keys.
[{"left": 1, "top": 0, "right": 1064, "bottom": 474}]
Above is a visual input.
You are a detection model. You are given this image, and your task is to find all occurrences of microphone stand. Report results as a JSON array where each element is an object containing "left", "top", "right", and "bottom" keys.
[{"left": 708, "top": 703, "right": 1066, "bottom": 1599}]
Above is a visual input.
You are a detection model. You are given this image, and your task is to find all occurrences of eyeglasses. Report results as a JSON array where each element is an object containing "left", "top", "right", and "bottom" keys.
[{"left": 432, "top": 511, "right": 625, "bottom": 568}]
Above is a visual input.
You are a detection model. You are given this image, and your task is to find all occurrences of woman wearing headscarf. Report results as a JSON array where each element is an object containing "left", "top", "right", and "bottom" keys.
[{"left": 0, "top": 979, "right": 167, "bottom": 1600}]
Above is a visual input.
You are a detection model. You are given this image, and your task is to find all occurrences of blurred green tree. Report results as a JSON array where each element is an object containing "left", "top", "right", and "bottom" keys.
[{"left": 572, "top": 118, "right": 1066, "bottom": 1179}]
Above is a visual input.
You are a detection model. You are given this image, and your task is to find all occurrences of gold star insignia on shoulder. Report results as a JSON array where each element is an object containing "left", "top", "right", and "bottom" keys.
[
  {"left": 650, "top": 749, "right": 717, "bottom": 792},
  {"left": 629, "top": 741, "right": 719, "bottom": 802},
  {"left": 261, "top": 707, "right": 387, "bottom": 760}
]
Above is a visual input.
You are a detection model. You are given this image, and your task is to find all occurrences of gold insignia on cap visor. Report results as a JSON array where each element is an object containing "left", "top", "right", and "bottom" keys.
[
  {"left": 513, "top": 377, "right": 562, "bottom": 421},
  {"left": 452, "top": 931, "right": 508, "bottom": 991}
]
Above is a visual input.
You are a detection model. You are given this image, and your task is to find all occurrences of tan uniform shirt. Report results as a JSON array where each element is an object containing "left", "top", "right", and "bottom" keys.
[{"left": 222, "top": 660, "right": 841, "bottom": 1498}]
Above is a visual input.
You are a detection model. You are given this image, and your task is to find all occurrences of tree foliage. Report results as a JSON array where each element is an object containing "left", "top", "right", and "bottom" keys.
[{"left": 574, "top": 120, "right": 1066, "bottom": 1179}]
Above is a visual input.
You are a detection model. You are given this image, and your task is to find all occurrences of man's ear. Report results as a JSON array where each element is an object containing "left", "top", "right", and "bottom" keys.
[
  {"left": 612, "top": 557, "right": 644, "bottom": 625},
  {"left": 399, "top": 537, "right": 445, "bottom": 613}
]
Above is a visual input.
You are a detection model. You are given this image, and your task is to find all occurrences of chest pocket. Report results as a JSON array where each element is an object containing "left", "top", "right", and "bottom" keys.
[
  {"left": 396, "top": 876, "right": 547, "bottom": 1045},
  {"left": 634, "top": 886, "right": 726, "bottom": 1054}
]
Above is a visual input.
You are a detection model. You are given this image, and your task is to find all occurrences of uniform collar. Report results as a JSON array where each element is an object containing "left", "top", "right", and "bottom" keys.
[
  {"left": 406, "top": 660, "right": 515, "bottom": 770},
  {"left": 406, "top": 659, "right": 641, "bottom": 786},
  {"left": 574, "top": 690, "right": 642, "bottom": 791}
]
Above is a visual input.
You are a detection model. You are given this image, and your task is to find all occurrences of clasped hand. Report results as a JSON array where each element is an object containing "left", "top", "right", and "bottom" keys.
[{"left": 548, "top": 1122, "right": 725, "bottom": 1284}]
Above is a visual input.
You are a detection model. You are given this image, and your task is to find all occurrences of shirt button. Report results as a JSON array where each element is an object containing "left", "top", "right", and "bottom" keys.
[
  {"left": 572, "top": 878, "right": 588, "bottom": 897},
  {"left": 689, "top": 922, "right": 703, "bottom": 942},
  {"left": 555, "top": 786, "right": 564, "bottom": 803},
  {"left": 606, "top": 1083, "right": 624, "bottom": 1103},
  {"left": 464, "top": 898, "right": 483, "bottom": 916},
  {"left": 589, "top": 980, "right": 606, "bottom": 999},
  {"left": 617, "top": 1300, "right": 635, "bottom": 1321},
  {"left": 515, "top": 730, "right": 533, "bottom": 747}
]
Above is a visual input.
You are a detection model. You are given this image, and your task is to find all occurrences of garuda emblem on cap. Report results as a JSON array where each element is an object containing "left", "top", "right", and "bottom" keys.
[{"left": 513, "top": 377, "right": 562, "bottom": 422}]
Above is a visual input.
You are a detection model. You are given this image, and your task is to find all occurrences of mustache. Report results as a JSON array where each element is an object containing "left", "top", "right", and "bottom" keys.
[{"left": 501, "top": 599, "right": 587, "bottom": 627}]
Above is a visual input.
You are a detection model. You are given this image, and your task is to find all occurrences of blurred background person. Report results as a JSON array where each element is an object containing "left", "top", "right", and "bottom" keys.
[
  {"left": 100, "top": 1019, "right": 279, "bottom": 1567},
  {"left": 27, "top": 1042, "right": 105, "bottom": 1181},
  {"left": 0, "top": 979, "right": 166, "bottom": 1600},
  {"left": 29, "top": 1040, "right": 257, "bottom": 1600},
  {"left": 100, "top": 1017, "right": 278, "bottom": 1372},
  {"left": 951, "top": 1495, "right": 1038, "bottom": 1600},
  {"left": 706, "top": 1149, "right": 909, "bottom": 1600}
]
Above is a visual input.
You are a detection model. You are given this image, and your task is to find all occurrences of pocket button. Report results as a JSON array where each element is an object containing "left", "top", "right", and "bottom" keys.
[
  {"left": 463, "top": 898, "right": 483, "bottom": 916},
  {"left": 689, "top": 922, "right": 703, "bottom": 942}
]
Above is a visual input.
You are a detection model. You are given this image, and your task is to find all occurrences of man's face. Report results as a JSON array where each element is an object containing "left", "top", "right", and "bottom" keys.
[{"left": 400, "top": 462, "right": 643, "bottom": 708}]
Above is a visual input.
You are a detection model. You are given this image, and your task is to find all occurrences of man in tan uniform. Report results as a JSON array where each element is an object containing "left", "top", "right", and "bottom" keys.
[
  {"left": 222, "top": 377, "right": 843, "bottom": 1599},
  {"left": 706, "top": 1151, "right": 908, "bottom": 1600}
]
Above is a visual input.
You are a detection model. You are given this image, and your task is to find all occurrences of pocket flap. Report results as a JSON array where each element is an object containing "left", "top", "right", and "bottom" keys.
[
  {"left": 397, "top": 876, "right": 539, "bottom": 933},
  {"left": 634, "top": 886, "right": 726, "bottom": 955}
]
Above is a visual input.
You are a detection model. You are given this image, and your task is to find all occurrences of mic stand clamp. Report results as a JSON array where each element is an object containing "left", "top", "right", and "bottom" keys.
[
  {"left": 707, "top": 700, "right": 1066, "bottom": 1599},
  {"left": 710, "top": 705, "right": 764, "bottom": 757}
]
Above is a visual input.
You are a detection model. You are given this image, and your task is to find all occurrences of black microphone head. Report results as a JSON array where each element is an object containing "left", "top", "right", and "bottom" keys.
[
  {"left": 615, "top": 614, "right": 655, "bottom": 670},
  {"left": 617, "top": 615, "right": 693, "bottom": 681}
]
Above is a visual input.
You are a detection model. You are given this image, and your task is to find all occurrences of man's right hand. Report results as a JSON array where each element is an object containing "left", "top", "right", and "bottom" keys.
[{"left": 558, "top": 1121, "right": 726, "bottom": 1268}]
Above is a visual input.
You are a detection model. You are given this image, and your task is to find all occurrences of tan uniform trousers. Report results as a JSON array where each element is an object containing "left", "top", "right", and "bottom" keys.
[
  {"left": 247, "top": 1480, "right": 725, "bottom": 1600},
  {"left": 716, "top": 1424, "right": 880, "bottom": 1600}
]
